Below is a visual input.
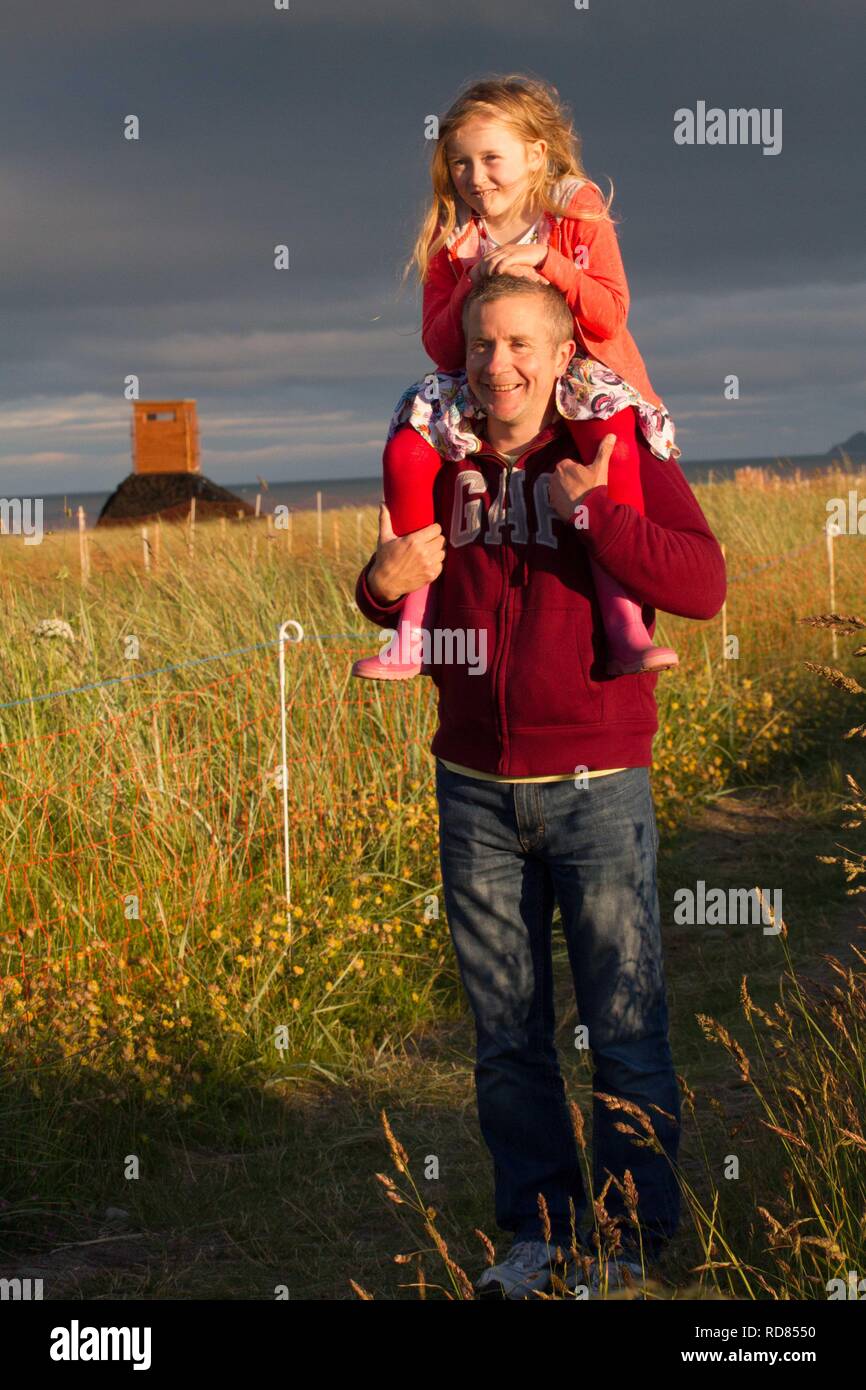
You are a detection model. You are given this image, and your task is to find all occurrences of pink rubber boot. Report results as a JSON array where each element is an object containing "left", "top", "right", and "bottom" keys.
[
  {"left": 588, "top": 556, "right": 679, "bottom": 676},
  {"left": 351, "top": 581, "right": 437, "bottom": 680}
]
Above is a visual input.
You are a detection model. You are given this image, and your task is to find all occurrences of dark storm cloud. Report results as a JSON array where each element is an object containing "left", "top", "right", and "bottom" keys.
[{"left": 0, "top": 0, "right": 863, "bottom": 490}]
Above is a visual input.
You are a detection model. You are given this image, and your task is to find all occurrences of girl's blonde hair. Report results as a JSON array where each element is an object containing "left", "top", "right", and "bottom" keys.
[{"left": 405, "top": 72, "right": 615, "bottom": 286}]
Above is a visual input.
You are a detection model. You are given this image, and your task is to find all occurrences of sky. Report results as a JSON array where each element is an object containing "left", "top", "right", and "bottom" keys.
[{"left": 1, "top": 0, "right": 864, "bottom": 495}]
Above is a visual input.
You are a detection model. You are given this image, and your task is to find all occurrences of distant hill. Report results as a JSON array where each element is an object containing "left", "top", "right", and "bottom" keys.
[{"left": 827, "top": 430, "right": 866, "bottom": 460}]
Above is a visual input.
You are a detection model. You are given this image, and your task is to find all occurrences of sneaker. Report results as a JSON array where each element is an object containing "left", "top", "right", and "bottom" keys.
[
  {"left": 475, "top": 1238, "right": 571, "bottom": 1300},
  {"left": 567, "top": 1250, "right": 648, "bottom": 1299}
]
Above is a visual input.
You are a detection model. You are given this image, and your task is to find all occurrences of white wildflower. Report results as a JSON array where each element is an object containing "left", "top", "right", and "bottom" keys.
[{"left": 32, "top": 618, "right": 77, "bottom": 641}]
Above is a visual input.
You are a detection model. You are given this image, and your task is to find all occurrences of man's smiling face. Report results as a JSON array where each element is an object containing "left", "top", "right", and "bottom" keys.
[{"left": 465, "top": 294, "right": 574, "bottom": 437}]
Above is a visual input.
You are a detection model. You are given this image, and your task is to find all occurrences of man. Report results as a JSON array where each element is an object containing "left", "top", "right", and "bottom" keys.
[{"left": 354, "top": 275, "right": 726, "bottom": 1298}]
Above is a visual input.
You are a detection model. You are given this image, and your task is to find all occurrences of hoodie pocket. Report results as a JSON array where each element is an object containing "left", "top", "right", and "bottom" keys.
[{"left": 505, "top": 602, "right": 604, "bottom": 731}]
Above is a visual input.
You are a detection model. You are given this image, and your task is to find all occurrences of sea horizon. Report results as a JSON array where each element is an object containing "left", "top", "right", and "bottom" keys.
[{"left": 11, "top": 447, "right": 866, "bottom": 532}]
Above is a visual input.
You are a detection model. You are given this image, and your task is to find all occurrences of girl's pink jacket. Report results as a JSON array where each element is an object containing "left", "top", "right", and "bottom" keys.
[{"left": 421, "top": 180, "right": 662, "bottom": 408}]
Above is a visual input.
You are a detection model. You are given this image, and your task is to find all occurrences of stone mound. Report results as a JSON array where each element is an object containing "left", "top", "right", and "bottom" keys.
[{"left": 96, "top": 472, "right": 255, "bottom": 527}]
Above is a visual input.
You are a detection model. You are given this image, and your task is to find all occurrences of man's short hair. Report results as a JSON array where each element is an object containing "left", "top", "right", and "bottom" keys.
[{"left": 461, "top": 273, "right": 575, "bottom": 349}]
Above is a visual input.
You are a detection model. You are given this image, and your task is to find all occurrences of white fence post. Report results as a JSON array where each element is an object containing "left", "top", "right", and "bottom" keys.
[
  {"left": 278, "top": 618, "right": 305, "bottom": 933},
  {"left": 77, "top": 506, "right": 89, "bottom": 585},
  {"left": 826, "top": 520, "right": 839, "bottom": 660}
]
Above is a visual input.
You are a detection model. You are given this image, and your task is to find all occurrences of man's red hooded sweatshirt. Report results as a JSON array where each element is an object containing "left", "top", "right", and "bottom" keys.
[{"left": 354, "top": 419, "right": 727, "bottom": 777}]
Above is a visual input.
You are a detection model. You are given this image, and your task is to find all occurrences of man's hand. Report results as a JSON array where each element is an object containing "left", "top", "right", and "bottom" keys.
[
  {"left": 548, "top": 433, "right": 616, "bottom": 524},
  {"left": 366, "top": 502, "right": 446, "bottom": 604}
]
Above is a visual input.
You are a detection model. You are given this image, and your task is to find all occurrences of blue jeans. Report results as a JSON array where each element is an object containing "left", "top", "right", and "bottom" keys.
[{"left": 434, "top": 760, "right": 681, "bottom": 1260}]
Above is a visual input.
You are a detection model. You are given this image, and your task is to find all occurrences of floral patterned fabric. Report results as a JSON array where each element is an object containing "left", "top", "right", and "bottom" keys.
[{"left": 387, "top": 359, "right": 680, "bottom": 465}]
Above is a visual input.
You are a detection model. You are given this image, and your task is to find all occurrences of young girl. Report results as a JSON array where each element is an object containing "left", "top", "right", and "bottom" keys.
[{"left": 352, "top": 73, "right": 680, "bottom": 681}]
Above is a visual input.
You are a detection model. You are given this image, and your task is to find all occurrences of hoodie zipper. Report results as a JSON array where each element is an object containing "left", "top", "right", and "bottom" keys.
[{"left": 478, "top": 425, "right": 560, "bottom": 774}]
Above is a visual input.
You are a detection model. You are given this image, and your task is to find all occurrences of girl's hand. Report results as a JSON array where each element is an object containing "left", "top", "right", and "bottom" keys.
[
  {"left": 469, "top": 254, "right": 545, "bottom": 287},
  {"left": 494, "top": 262, "right": 546, "bottom": 283},
  {"left": 480, "top": 242, "right": 549, "bottom": 277}
]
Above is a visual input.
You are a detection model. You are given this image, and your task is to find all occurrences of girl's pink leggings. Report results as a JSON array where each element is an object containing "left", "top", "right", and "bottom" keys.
[{"left": 382, "top": 406, "right": 646, "bottom": 537}]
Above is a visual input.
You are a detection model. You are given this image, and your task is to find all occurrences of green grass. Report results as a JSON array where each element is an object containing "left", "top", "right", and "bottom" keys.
[{"left": 0, "top": 468, "right": 864, "bottom": 1298}]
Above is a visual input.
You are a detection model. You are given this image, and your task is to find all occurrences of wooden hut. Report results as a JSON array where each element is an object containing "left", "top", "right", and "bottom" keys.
[{"left": 132, "top": 399, "right": 200, "bottom": 475}]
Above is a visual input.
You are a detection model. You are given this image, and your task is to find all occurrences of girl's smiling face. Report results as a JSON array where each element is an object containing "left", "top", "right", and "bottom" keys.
[{"left": 446, "top": 116, "right": 546, "bottom": 226}]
